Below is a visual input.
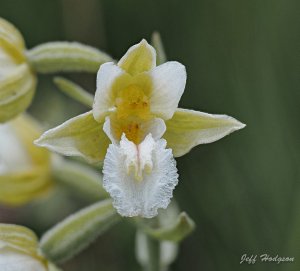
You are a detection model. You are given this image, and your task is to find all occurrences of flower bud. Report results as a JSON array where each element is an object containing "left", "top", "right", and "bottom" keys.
[
  {"left": 0, "top": 114, "right": 52, "bottom": 205},
  {"left": 0, "top": 224, "right": 47, "bottom": 271},
  {"left": 0, "top": 17, "right": 36, "bottom": 123}
]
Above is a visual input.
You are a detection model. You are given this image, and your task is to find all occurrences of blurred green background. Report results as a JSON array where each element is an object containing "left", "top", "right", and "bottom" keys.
[{"left": 0, "top": 0, "right": 299, "bottom": 270}]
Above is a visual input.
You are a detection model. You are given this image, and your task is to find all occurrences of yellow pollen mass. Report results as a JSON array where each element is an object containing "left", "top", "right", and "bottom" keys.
[
  {"left": 120, "top": 119, "right": 142, "bottom": 144},
  {"left": 115, "top": 84, "right": 151, "bottom": 120},
  {"left": 111, "top": 84, "right": 153, "bottom": 144}
]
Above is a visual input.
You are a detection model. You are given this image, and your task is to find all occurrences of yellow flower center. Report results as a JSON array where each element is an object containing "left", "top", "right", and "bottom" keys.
[
  {"left": 115, "top": 84, "right": 151, "bottom": 120},
  {"left": 112, "top": 84, "right": 152, "bottom": 144}
]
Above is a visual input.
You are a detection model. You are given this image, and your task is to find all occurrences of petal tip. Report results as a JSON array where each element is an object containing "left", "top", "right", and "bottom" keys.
[
  {"left": 234, "top": 119, "right": 246, "bottom": 130},
  {"left": 140, "top": 38, "right": 150, "bottom": 45},
  {"left": 33, "top": 136, "right": 44, "bottom": 147}
]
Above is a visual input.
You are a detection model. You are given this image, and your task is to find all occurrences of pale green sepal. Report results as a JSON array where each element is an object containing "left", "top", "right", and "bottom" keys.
[
  {"left": 151, "top": 32, "right": 167, "bottom": 65},
  {"left": 136, "top": 230, "right": 178, "bottom": 271},
  {"left": 35, "top": 111, "right": 110, "bottom": 164},
  {"left": 39, "top": 199, "right": 120, "bottom": 263},
  {"left": 53, "top": 77, "right": 93, "bottom": 108},
  {"left": 165, "top": 108, "right": 246, "bottom": 157},
  {"left": 118, "top": 39, "right": 156, "bottom": 76},
  {"left": 52, "top": 158, "right": 108, "bottom": 202},
  {"left": 143, "top": 212, "right": 195, "bottom": 243},
  {"left": 27, "top": 42, "right": 112, "bottom": 73}
]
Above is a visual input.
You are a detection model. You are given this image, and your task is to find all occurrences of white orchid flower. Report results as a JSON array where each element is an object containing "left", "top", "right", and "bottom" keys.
[
  {"left": 35, "top": 39, "right": 245, "bottom": 218},
  {"left": 0, "top": 224, "right": 59, "bottom": 271},
  {"left": 0, "top": 115, "right": 52, "bottom": 205}
]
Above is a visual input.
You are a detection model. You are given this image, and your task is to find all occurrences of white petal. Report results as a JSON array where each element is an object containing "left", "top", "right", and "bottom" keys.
[
  {"left": 102, "top": 117, "right": 117, "bottom": 144},
  {"left": 142, "top": 118, "right": 166, "bottom": 140},
  {"left": 0, "top": 123, "right": 32, "bottom": 174},
  {"left": 103, "top": 134, "right": 178, "bottom": 218},
  {"left": 93, "top": 62, "right": 130, "bottom": 121},
  {"left": 0, "top": 250, "right": 46, "bottom": 271},
  {"left": 148, "top": 61, "right": 186, "bottom": 120}
]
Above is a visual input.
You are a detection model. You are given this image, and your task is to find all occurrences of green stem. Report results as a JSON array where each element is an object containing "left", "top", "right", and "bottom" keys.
[
  {"left": 53, "top": 77, "right": 93, "bottom": 108},
  {"left": 146, "top": 235, "right": 160, "bottom": 271}
]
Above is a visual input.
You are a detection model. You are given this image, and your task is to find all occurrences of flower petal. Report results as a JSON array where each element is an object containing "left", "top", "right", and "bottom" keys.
[
  {"left": 93, "top": 62, "right": 130, "bottom": 121},
  {"left": 0, "top": 223, "right": 39, "bottom": 254},
  {"left": 164, "top": 108, "right": 246, "bottom": 157},
  {"left": 0, "top": 224, "right": 47, "bottom": 271},
  {"left": 103, "top": 134, "right": 178, "bottom": 218},
  {"left": 148, "top": 61, "right": 186, "bottom": 120},
  {"left": 0, "top": 115, "right": 52, "bottom": 206},
  {"left": 0, "top": 170, "right": 52, "bottom": 206},
  {"left": 0, "top": 64, "right": 36, "bottom": 123},
  {"left": 0, "top": 250, "right": 47, "bottom": 271},
  {"left": 118, "top": 39, "right": 156, "bottom": 76},
  {"left": 0, "top": 122, "right": 32, "bottom": 174},
  {"left": 0, "top": 17, "right": 25, "bottom": 62},
  {"left": 35, "top": 111, "right": 110, "bottom": 163}
]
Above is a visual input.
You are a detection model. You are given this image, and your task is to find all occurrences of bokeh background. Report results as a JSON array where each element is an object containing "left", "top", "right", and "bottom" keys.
[{"left": 0, "top": 0, "right": 299, "bottom": 270}]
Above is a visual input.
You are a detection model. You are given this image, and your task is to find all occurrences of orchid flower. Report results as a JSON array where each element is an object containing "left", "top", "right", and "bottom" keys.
[
  {"left": 0, "top": 224, "right": 60, "bottom": 271},
  {"left": 35, "top": 40, "right": 245, "bottom": 218},
  {"left": 0, "top": 115, "right": 52, "bottom": 205},
  {"left": 0, "top": 18, "right": 36, "bottom": 123}
]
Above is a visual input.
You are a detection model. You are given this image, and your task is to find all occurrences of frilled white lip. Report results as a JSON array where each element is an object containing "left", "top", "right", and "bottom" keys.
[{"left": 103, "top": 133, "right": 178, "bottom": 218}]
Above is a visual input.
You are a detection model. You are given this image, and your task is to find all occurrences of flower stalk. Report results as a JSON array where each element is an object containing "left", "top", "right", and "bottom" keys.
[
  {"left": 146, "top": 235, "right": 161, "bottom": 271},
  {"left": 53, "top": 77, "right": 93, "bottom": 108}
]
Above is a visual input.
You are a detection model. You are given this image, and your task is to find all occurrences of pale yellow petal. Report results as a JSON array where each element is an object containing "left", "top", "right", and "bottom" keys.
[
  {"left": 0, "top": 64, "right": 36, "bottom": 123},
  {"left": 164, "top": 108, "right": 246, "bottom": 157},
  {"left": 11, "top": 114, "right": 50, "bottom": 167},
  {"left": 0, "top": 224, "right": 47, "bottom": 270},
  {"left": 0, "top": 223, "right": 38, "bottom": 254},
  {"left": 0, "top": 170, "right": 52, "bottom": 206},
  {"left": 0, "top": 115, "right": 52, "bottom": 205},
  {"left": 35, "top": 111, "right": 110, "bottom": 163},
  {"left": 118, "top": 39, "right": 156, "bottom": 75},
  {"left": 0, "top": 17, "right": 25, "bottom": 62}
]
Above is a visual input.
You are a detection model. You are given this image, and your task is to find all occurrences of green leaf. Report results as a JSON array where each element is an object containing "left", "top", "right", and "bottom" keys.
[
  {"left": 39, "top": 199, "right": 120, "bottom": 263},
  {"left": 53, "top": 77, "right": 93, "bottom": 108},
  {"left": 143, "top": 212, "right": 195, "bottom": 243},
  {"left": 27, "top": 42, "right": 113, "bottom": 73},
  {"left": 151, "top": 32, "right": 167, "bottom": 65},
  {"left": 52, "top": 158, "right": 108, "bottom": 202}
]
